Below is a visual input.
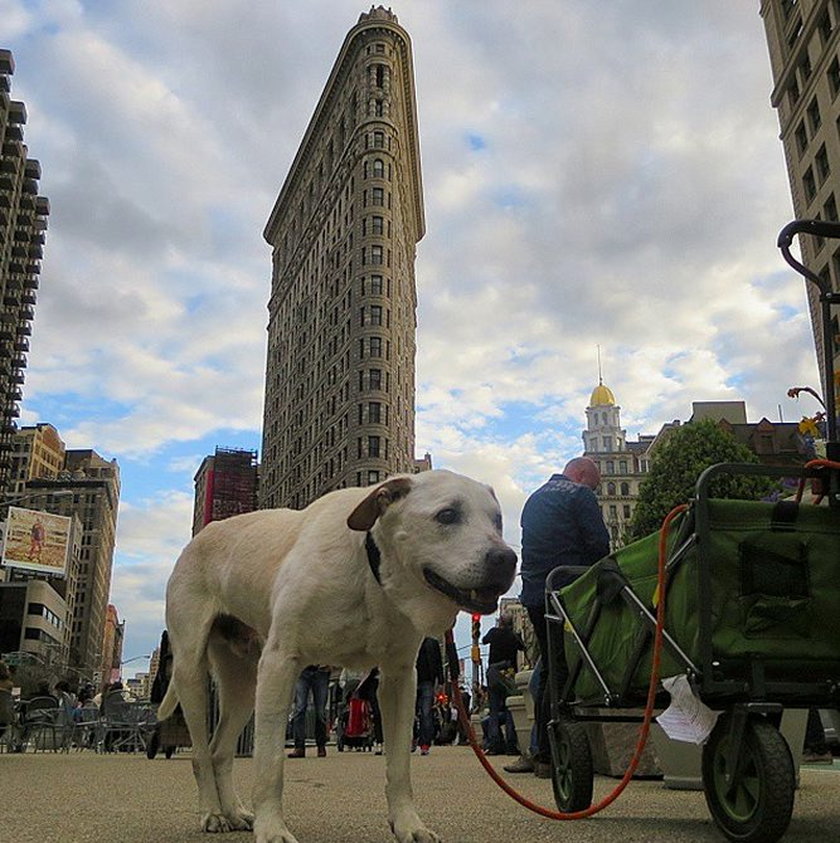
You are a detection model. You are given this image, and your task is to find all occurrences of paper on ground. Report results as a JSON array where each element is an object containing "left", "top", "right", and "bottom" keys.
[{"left": 656, "top": 674, "right": 720, "bottom": 744}]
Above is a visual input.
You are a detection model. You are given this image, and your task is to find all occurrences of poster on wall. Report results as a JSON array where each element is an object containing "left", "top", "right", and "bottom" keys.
[{"left": 1, "top": 506, "right": 72, "bottom": 577}]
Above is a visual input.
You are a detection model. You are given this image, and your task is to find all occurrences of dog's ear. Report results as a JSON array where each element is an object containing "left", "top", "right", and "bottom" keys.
[{"left": 347, "top": 476, "right": 413, "bottom": 531}]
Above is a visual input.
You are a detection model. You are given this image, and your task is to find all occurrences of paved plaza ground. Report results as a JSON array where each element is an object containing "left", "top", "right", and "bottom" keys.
[{"left": 2, "top": 746, "right": 838, "bottom": 842}]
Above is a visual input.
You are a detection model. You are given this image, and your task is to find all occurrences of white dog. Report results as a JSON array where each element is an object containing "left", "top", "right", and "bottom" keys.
[{"left": 157, "top": 469, "right": 517, "bottom": 843}]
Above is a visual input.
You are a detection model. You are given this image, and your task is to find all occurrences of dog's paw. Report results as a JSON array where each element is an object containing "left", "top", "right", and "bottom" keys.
[
  {"left": 201, "top": 812, "right": 234, "bottom": 833},
  {"left": 390, "top": 817, "right": 442, "bottom": 843},
  {"left": 254, "top": 816, "right": 300, "bottom": 843},
  {"left": 226, "top": 808, "right": 255, "bottom": 831}
]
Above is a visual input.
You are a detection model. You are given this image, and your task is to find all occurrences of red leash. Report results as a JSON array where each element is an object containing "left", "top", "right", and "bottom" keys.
[{"left": 445, "top": 503, "right": 688, "bottom": 820}]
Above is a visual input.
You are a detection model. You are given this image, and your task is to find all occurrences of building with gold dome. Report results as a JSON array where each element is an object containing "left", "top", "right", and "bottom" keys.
[{"left": 582, "top": 380, "right": 656, "bottom": 549}]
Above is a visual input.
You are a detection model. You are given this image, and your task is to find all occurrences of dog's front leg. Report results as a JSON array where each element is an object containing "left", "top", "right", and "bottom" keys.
[
  {"left": 252, "top": 641, "right": 300, "bottom": 843},
  {"left": 379, "top": 668, "right": 442, "bottom": 843}
]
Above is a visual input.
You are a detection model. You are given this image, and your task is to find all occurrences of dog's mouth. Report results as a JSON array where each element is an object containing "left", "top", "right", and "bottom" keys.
[{"left": 422, "top": 568, "right": 502, "bottom": 614}]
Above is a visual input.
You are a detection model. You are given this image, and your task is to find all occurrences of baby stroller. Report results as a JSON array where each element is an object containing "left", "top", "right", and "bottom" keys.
[{"left": 336, "top": 693, "right": 375, "bottom": 752}]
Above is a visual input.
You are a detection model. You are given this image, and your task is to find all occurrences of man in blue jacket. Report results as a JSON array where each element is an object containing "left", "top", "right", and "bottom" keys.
[{"left": 509, "top": 457, "right": 609, "bottom": 777}]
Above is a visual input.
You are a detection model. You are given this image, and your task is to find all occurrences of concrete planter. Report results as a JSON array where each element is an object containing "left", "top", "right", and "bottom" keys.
[
  {"left": 649, "top": 708, "right": 808, "bottom": 790},
  {"left": 508, "top": 669, "right": 534, "bottom": 756},
  {"left": 576, "top": 707, "right": 662, "bottom": 778}
]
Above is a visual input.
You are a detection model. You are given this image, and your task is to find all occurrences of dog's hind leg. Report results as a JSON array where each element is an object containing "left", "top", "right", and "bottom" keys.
[
  {"left": 252, "top": 637, "right": 301, "bottom": 843},
  {"left": 207, "top": 630, "right": 258, "bottom": 832},
  {"left": 169, "top": 616, "right": 229, "bottom": 833}
]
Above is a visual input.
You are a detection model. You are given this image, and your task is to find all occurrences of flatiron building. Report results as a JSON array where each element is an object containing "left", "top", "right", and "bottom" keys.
[{"left": 261, "top": 7, "right": 425, "bottom": 509}]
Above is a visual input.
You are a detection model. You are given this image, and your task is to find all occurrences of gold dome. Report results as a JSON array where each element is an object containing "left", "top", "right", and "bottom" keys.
[{"left": 590, "top": 382, "right": 616, "bottom": 406}]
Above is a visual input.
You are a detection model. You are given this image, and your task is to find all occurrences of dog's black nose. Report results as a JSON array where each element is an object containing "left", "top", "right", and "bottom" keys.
[{"left": 485, "top": 545, "right": 517, "bottom": 585}]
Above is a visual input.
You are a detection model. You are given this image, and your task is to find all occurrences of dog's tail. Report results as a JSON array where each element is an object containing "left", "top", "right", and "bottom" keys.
[{"left": 156, "top": 681, "right": 179, "bottom": 722}]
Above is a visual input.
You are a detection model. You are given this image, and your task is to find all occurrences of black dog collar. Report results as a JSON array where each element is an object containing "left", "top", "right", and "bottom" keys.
[{"left": 365, "top": 531, "right": 382, "bottom": 585}]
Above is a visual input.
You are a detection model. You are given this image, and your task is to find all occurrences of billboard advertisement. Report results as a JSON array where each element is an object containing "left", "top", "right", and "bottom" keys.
[{"left": 2, "top": 506, "right": 72, "bottom": 577}]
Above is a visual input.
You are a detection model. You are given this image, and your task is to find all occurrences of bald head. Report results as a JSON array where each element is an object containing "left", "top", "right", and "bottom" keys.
[{"left": 563, "top": 457, "right": 601, "bottom": 490}]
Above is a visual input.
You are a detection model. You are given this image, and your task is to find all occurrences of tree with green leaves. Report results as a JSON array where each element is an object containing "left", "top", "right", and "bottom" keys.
[{"left": 628, "top": 419, "right": 772, "bottom": 540}]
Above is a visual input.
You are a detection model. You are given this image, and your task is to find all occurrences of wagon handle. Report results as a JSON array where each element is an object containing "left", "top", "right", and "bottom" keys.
[{"left": 776, "top": 219, "right": 840, "bottom": 295}]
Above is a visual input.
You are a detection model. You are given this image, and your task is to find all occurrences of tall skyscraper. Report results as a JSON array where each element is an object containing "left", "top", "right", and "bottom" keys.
[
  {"left": 0, "top": 50, "right": 49, "bottom": 492},
  {"left": 761, "top": 1, "right": 840, "bottom": 409},
  {"left": 261, "top": 7, "right": 425, "bottom": 509},
  {"left": 192, "top": 446, "right": 259, "bottom": 536}
]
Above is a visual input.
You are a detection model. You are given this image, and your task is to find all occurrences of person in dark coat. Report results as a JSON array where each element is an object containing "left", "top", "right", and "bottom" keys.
[
  {"left": 516, "top": 456, "right": 609, "bottom": 777},
  {"left": 414, "top": 637, "right": 444, "bottom": 755},
  {"left": 482, "top": 614, "right": 525, "bottom": 754}
]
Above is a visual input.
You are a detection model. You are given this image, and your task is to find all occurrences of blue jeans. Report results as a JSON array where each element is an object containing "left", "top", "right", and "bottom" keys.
[
  {"left": 415, "top": 679, "right": 436, "bottom": 748},
  {"left": 292, "top": 666, "right": 330, "bottom": 750}
]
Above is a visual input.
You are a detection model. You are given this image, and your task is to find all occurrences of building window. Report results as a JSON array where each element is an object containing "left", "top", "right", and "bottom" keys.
[
  {"left": 606, "top": 460, "right": 615, "bottom": 474},
  {"left": 373, "top": 131, "right": 385, "bottom": 149},
  {"left": 367, "top": 470, "right": 380, "bottom": 485},
  {"left": 825, "top": 194, "right": 838, "bottom": 222},
  {"left": 369, "top": 402, "right": 382, "bottom": 423},
  {"left": 375, "top": 64, "right": 385, "bottom": 87},
  {"left": 368, "top": 436, "right": 381, "bottom": 457},
  {"left": 620, "top": 482, "right": 630, "bottom": 496},
  {"left": 369, "top": 369, "right": 382, "bottom": 390},
  {"left": 787, "top": 75, "right": 800, "bottom": 109},
  {"left": 370, "top": 274, "right": 383, "bottom": 295},
  {"left": 370, "top": 305, "right": 383, "bottom": 325},
  {"left": 803, "top": 166, "right": 817, "bottom": 202},
  {"left": 602, "top": 436, "right": 613, "bottom": 452},
  {"left": 817, "top": 144, "right": 831, "bottom": 184},
  {"left": 607, "top": 482, "right": 616, "bottom": 495},
  {"left": 808, "top": 96, "right": 821, "bottom": 134},
  {"left": 787, "top": 17, "right": 803, "bottom": 50},
  {"left": 830, "top": 57, "right": 840, "bottom": 99},
  {"left": 797, "top": 53, "right": 811, "bottom": 85},
  {"left": 819, "top": 10, "right": 834, "bottom": 45},
  {"left": 372, "top": 187, "right": 384, "bottom": 206},
  {"left": 372, "top": 159, "right": 385, "bottom": 178},
  {"left": 371, "top": 215, "right": 384, "bottom": 235},
  {"left": 369, "top": 336, "right": 383, "bottom": 357},
  {"left": 623, "top": 504, "right": 631, "bottom": 519},
  {"left": 795, "top": 120, "right": 808, "bottom": 157},
  {"left": 371, "top": 245, "right": 383, "bottom": 265}
]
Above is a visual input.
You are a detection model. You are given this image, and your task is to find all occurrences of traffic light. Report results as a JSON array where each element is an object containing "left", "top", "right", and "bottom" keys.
[{"left": 471, "top": 612, "right": 481, "bottom": 641}]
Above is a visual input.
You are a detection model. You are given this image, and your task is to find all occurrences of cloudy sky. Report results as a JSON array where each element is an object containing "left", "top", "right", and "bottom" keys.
[{"left": 3, "top": 1, "right": 826, "bottom": 674}]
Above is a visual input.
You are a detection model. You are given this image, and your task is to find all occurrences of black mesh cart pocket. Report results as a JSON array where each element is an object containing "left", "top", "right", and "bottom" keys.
[{"left": 738, "top": 534, "right": 811, "bottom": 639}]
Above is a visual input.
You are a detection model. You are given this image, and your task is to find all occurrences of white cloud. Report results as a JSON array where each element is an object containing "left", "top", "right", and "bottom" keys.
[{"left": 4, "top": 1, "right": 823, "bottom": 664}]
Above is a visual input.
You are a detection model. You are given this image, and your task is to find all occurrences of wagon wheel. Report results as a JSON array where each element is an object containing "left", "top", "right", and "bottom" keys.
[
  {"left": 548, "top": 717, "right": 593, "bottom": 813},
  {"left": 702, "top": 713, "right": 795, "bottom": 843}
]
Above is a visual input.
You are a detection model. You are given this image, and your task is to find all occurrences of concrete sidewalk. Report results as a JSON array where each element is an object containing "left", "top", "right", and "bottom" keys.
[{"left": 2, "top": 746, "right": 838, "bottom": 842}]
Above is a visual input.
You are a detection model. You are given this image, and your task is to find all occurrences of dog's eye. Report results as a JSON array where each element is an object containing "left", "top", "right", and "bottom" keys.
[
  {"left": 493, "top": 513, "right": 503, "bottom": 533},
  {"left": 435, "top": 508, "right": 460, "bottom": 525}
]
